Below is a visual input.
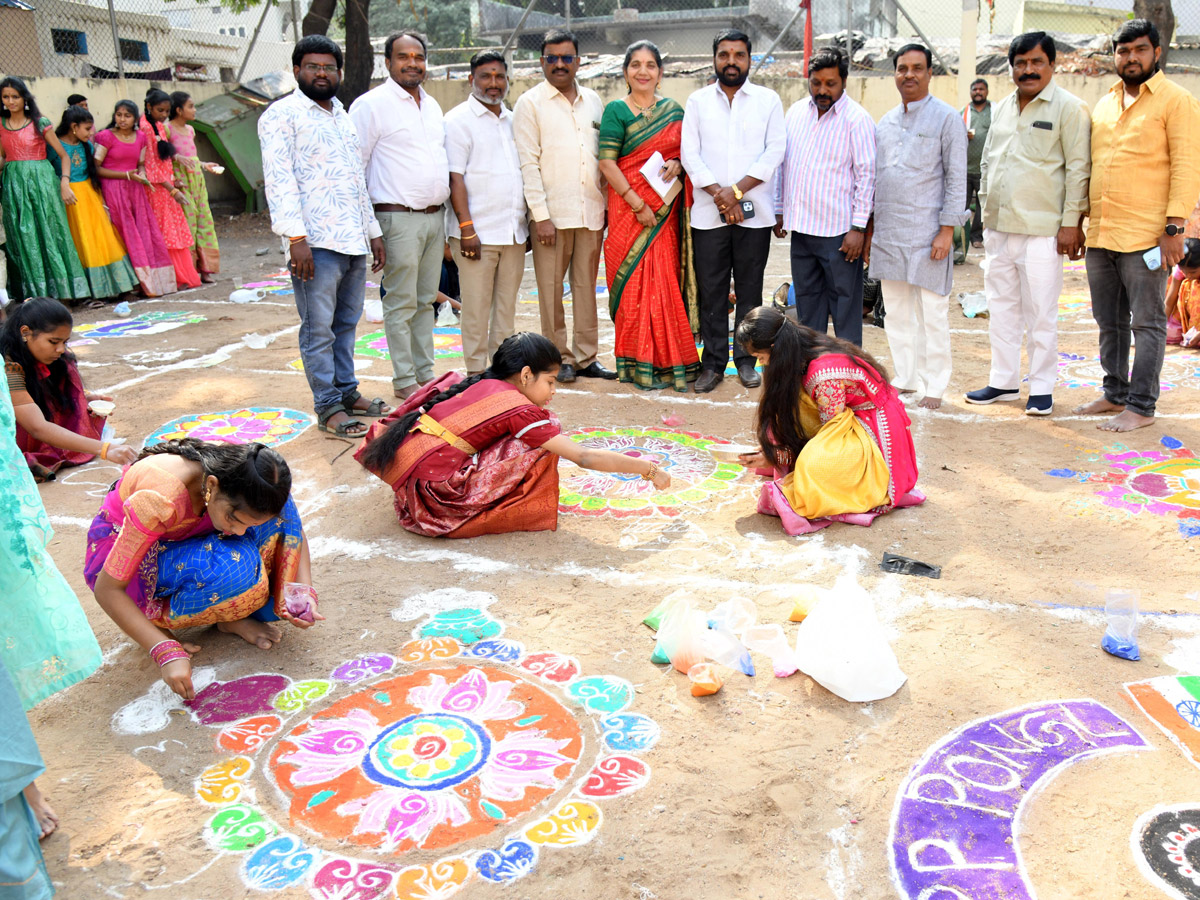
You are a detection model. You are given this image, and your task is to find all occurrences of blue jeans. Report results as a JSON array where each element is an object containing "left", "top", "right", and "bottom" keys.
[
  {"left": 291, "top": 248, "right": 366, "bottom": 415},
  {"left": 1085, "top": 247, "right": 1167, "bottom": 417}
]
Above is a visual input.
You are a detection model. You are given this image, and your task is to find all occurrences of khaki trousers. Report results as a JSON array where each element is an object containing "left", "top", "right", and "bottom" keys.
[
  {"left": 450, "top": 239, "right": 526, "bottom": 373},
  {"left": 378, "top": 210, "right": 444, "bottom": 391},
  {"left": 530, "top": 226, "right": 602, "bottom": 368}
]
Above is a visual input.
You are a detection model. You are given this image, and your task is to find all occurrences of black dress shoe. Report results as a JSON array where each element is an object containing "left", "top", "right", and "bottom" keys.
[
  {"left": 694, "top": 369, "right": 723, "bottom": 393},
  {"left": 737, "top": 364, "right": 761, "bottom": 388},
  {"left": 577, "top": 361, "right": 618, "bottom": 380},
  {"left": 556, "top": 363, "right": 576, "bottom": 383}
]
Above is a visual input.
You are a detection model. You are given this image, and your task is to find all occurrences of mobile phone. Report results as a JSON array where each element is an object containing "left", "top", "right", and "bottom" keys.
[
  {"left": 1144, "top": 246, "right": 1162, "bottom": 270},
  {"left": 720, "top": 199, "right": 756, "bottom": 224}
]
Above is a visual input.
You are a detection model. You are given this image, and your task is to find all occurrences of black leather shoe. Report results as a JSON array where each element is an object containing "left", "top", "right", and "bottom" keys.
[
  {"left": 577, "top": 361, "right": 618, "bottom": 380},
  {"left": 694, "top": 369, "right": 723, "bottom": 393},
  {"left": 556, "top": 363, "right": 576, "bottom": 383},
  {"left": 737, "top": 364, "right": 761, "bottom": 388}
]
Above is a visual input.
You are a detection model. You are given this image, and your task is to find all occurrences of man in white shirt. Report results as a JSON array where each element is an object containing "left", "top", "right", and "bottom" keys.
[
  {"left": 513, "top": 29, "right": 616, "bottom": 384},
  {"left": 259, "top": 35, "right": 387, "bottom": 438},
  {"left": 349, "top": 31, "right": 450, "bottom": 401},
  {"left": 445, "top": 51, "right": 528, "bottom": 375},
  {"left": 681, "top": 29, "right": 786, "bottom": 392}
]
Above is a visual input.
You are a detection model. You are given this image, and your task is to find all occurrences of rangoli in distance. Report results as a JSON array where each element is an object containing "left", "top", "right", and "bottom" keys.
[
  {"left": 355, "top": 329, "right": 464, "bottom": 361},
  {"left": 145, "top": 407, "right": 315, "bottom": 448}
]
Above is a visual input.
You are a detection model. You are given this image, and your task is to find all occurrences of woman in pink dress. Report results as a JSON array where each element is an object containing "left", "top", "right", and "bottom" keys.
[
  {"left": 139, "top": 89, "right": 200, "bottom": 290},
  {"left": 93, "top": 100, "right": 175, "bottom": 297},
  {"left": 734, "top": 306, "right": 924, "bottom": 535}
]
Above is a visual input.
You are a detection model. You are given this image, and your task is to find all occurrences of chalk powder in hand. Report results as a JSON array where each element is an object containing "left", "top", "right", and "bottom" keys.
[{"left": 283, "top": 582, "right": 317, "bottom": 622}]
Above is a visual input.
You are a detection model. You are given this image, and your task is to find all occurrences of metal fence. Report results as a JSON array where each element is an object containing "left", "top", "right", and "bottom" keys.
[{"left": 0, "top": 0, "right": 304, "bottom": 84}]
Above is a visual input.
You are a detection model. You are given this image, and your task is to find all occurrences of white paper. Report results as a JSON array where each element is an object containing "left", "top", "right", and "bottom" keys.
[{"left": 639, "top": 151, "right": 678, "bottom": 200}]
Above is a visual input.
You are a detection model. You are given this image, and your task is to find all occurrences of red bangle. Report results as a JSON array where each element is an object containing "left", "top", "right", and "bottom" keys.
[{"left": 149, "top": 639, "right": 189, "bottom": 667}]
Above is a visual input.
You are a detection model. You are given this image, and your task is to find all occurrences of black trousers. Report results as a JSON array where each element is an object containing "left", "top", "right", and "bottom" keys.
[
  {"left": 966, "top": 173, "right": 983, "bottom": 242},
  {"left": 790, "top": 231, "right": 864, "bottom": 347},
  {"left": 692, "top": 225, "right": 772, "bottom": 372}
]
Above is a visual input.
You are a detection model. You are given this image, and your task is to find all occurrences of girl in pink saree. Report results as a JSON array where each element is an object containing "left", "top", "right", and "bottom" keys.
[{"left": 734, "top": 307, "right": 924, "bottom": 535}]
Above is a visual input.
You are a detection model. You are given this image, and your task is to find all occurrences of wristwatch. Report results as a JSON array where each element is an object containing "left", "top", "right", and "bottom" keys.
[
  {"left": 850, "top": 225, "right": 867, "bottom": 233},
  {"left": 731, "top": 185, "right": 744, "bottom": 201},
  {"left": 1165, "top": 224, "right": 1184, "bottom": 236}
]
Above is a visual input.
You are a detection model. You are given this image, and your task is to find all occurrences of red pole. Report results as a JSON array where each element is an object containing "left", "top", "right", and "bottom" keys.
[{"left": 802, "top": 0, "right": 813, "bottom": 77}]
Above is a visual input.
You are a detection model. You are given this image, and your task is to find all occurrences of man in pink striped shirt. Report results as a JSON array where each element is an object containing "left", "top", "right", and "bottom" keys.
[{"left": 773, "top": 48, "right": 876, "bottom": 347}]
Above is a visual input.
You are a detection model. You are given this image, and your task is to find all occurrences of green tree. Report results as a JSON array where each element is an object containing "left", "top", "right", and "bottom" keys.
[{"left": 369, "top": 0, "right": 473, "bottom": 58}]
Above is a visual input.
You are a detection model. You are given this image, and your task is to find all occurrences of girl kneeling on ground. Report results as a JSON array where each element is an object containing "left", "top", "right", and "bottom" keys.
[{"left": 357, "top": 332, "right": 671, "bottom": 537}]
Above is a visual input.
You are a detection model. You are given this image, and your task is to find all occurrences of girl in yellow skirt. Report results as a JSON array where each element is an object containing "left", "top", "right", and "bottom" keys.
[{"left": 52, "top": 106, "right": 137, "bottom": 301}]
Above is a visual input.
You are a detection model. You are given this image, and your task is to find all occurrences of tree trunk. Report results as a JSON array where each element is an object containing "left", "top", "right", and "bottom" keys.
[
  {"left": 302, "top": 0, "right": 337, "bottom": 35},
  {"left": 338, "top": 0, "right": 372, "bottom": 107},
  {"left": 1133, "top": 0, "right": 1175, "bottom": 68}
]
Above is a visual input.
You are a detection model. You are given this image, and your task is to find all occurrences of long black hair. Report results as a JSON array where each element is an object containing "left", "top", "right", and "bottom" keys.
[
  {"left": 735, "top": 306, "right": 889, "bottom": 468},
  {"left": 55, "top": 105, "right": 99, "bottom": 188},
  {"left": 361, "top": 332, "right": 562, "bottom": 475},
  {"left": 0, "top": 297, "right": 77, "bottom": 417},
  {"left": 106, "top": 99, "right": 139, "bottom": 132},
  {"left": 1181, "top": 237, "right": 1200, "bottom": 271},
  {"left": 143, "top": 88, "right": 176, "bottom": 160},
  {"left": 0, "top": 76, "right": 43, "bottom": 123},
  {"left": 138, "top": 439, "right": 292, "bottom": 516},
  {"left": 169, "top": 90, "right": 191, "bottom": 121}
]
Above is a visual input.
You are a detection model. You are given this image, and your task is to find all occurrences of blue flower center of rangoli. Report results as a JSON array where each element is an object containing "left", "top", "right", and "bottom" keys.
[{"left": 361, "top": 713, "right": 491, "bottom": 790}]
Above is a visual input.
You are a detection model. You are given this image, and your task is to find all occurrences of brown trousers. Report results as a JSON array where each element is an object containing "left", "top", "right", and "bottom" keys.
[{"left": 530, "top": 226, "right": 602, "bottom": 368}]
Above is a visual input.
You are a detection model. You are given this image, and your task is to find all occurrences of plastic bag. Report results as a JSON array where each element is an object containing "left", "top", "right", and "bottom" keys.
[
  {"left": 958, "top": 291, "right": 988, "bottom": 318},
  {"left": 363, "top": 297, "right": 384, "bottom": 323},
  {"left": 707, "top": 597, "right": 757, "bottom": 635},
  {"left": 283, "top": 582, "right": 317, "bottom": 623},
  {"left": 1101, "top": 589, "right": 1140, "bottom": 661},
  {"left": 656, "top": 601, "right": 708, "bottom": 674},
  {"left": 643, "top": 592, "right": 689, "bottom": 631},
  {"left": 702, "top": 625, "right": 754, "bottom": 676},
  {"left": 789, "top": 586, "right": 829, "bottom": 623},
  {"left": 792, "top": 576, "right": 907, "bottom": 702},
  {"left": 687, "top": 663, "right": 723, "bottom": 696},
  {"left": 436, "top": 301, "right": 459, "bottom": 326},
  {"left": 742, "top": 624, "right": 798, "bottom": 677}
]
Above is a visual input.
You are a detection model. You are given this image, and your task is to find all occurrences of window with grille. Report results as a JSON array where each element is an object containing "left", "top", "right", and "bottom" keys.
[
  {"left": 51, "top": 29, "right": 88, "bottom": 55},
  {"left": 119, "top": 38, "right": 150, "bottom": 62}
]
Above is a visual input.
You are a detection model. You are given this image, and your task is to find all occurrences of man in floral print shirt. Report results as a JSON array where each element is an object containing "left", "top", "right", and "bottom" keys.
[{"left": 259, "top": 35, "right": 389, "bottom": 438}]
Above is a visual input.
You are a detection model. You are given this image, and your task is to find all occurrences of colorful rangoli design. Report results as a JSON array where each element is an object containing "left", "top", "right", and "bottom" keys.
[
  {"left": 558, "top": 426, "right": 745, "bottom": 517},
  {"left": 1039, "top": 352, "right": 1200, "bottom": 391},
  {"left": 180, "top": 606, "right": 657, "bottom": 898},
  {"left": 1057, "top": 292, "right": 1091, "bottom": 321},
  {"left": 69, "top": 311, "right": 206, "bottom": 346},
  {"left": 145, "top": 407, "right": 315, "bottom": 448},
  {"left": 1126, "top": 675, "right": 1200, "bottom": 772},
  {"left": 1046, "top": 436, "right": 1200, "bottom": 538},
  {"left": 354, "top": 328, "right": 464, "bottom": 361}
]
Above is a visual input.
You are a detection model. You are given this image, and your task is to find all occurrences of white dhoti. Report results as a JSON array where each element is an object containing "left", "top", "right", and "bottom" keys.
[
  {"left": 881, "top": 279, "right": 953, "bottom": 400},
  {"left": 982, "top": 230, "right": 1063, "bottom": 396}
]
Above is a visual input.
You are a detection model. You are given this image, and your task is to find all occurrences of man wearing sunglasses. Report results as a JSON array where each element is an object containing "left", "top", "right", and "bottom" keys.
[{"left": 513, "top": 29, "right": 616, "bottom": 384}]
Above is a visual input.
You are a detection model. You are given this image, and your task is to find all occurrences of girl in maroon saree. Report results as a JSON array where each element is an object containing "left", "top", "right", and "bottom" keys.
[{"left": 357, "top": 333, "right": 671, "bottom": 537}]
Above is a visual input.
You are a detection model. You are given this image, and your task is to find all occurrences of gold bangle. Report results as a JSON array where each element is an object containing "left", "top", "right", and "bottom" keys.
[
  {"left": 100, "top": 441, "right": 110, "bottom": 461},
  {"left": 289, "top": 235, "right": 307, "bottom": 243},
  {"left": 641, "top": 461, "right": 659, "bottom": 482}
]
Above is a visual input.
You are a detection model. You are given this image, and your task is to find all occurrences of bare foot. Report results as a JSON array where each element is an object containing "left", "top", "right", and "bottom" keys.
[
  {"left": 181, "top": 640, "right": 202, "bottom": 654},
  {"left": 23, "top": 783, "right": 58, "bottom": 839},
  {"left": 217, "top": 618, "right": 283, "bottom": 650},
  {"left": 1099, "top": 409, "right": 1154, "bottom": 432},
  {"left": 394, "top": 384, "right": 418, "bottom": 401},
  {"left": 918, "top": 396, "right": 942, "bottom": 409},
  {"left": 1072, "top": 397, "right": 1124, "bottom": 416}
]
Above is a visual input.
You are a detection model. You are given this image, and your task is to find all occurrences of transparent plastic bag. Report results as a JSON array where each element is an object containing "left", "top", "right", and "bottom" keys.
[
  {"left": 792, "top": 576, "right": 907, "bottom": 702},
  {"left": 702, "top": 625, "right": 754, "bottom": 676},
  {"left": 687, "top": 662, "right": 723, "bottom": 696},
  {"left": 742, "top": 624, "right": 799, "bottom": 677},
  {"left": 1101, "top": 588, "right": 1140, "bottom": 661},
  {"left": 707, "top": 597, "right": 757, "bottom": 635},
  {"left": 789, "top": 586, "right": 829, "bottom": 622},
  {"left": 643, "top": 591, "right": 689, "bottom": 631},
  {"left": 656, "top": 601, "right": 708, "bottom": 674}
]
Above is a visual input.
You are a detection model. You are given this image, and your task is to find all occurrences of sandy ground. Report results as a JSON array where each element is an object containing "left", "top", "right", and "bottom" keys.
[{"left": 22, "top": 213, "right": 1200, "bottom": 900}]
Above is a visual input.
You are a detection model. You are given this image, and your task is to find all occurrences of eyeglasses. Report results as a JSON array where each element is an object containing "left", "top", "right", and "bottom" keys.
[
  {"left": 301, "top": 63, "right": 339, "bottom": 75},
  {"left": 543, "top": 54, "right": 576, "bottom": 65}
]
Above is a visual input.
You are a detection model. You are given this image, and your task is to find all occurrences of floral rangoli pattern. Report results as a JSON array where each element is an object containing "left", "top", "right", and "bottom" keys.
[
  {"left": 145, "top": 407, "right": 315, "bottom": 448},
  {"left": 68, "top": 311, "right": 206, "bottom": 346},
  {"left": 1046, "top": 436, "right": 1200, "bottom": 539},
  {"left": 1038, "top": 352, "right": 1200, "bottom": 391},
  {"left": 355, "top": 328, "right": 464, "bottom": 361},
  {"left": 558, "top": 427, "right": 746, "bottom": 517},
  {"left": 179, "top": 606, "right": 657, "bottom": 898}
]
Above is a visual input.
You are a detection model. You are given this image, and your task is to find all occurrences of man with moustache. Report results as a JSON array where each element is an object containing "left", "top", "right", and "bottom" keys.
[
  {"left": 259, "top": 34, "right": 387, "bottom": 438},
  {"left": 513, "top": 30, "right": 615, "bottom": 384},
  {"left": 1076, "top": 19, "right": 1200, "bottom": 433},
  {"left": 965, "top": 32, "right": 1089, "bottom": 417},
  {"left": 681, "top": 28, "right": 786, "bottom": 392},
  {"left": 962, "top": 78, "right": 991, "bottom": 249},
  {"left": 870, "top": 43, "right": 967, "bottom": 410},
  {"left": 773, "top": 47, "right": 875, "bottom": 346},
  {"left": 349, "top": 31, "right": 450, "bottom": 401},
  {"left": 444, "top": 51, "right": 528, "bottom": 375}
]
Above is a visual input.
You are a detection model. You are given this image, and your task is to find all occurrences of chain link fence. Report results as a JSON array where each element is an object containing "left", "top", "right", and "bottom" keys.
[{"left": 0, "top": 0, "right": 305, "bottom": 84}]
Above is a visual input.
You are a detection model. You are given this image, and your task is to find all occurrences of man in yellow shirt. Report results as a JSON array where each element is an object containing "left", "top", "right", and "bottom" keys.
[{"left": 1079, "top": 19, "right": 1200, "bottom": 432}]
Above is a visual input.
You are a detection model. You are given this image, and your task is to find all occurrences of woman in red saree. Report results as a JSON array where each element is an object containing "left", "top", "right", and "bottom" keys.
[
  {"left": 734, "top": 307, "right": 924, "bottom": 535},
  {"left": 1, "top": 297, "right": 138, "bottom": 481},
  {"left": 597, "top": 41, "right": 700, "bottom": 392},
  {"left": 357, "top": 333, "right": 672, "bottom": 537}
]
